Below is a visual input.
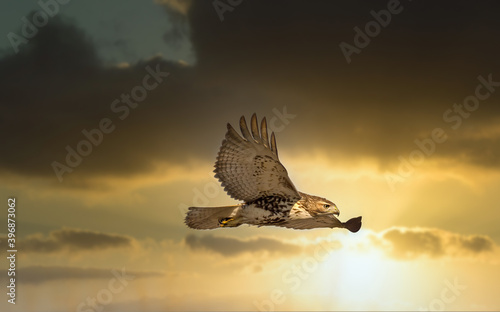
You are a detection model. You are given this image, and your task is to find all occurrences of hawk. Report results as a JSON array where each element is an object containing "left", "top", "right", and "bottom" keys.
[{"left": 185, "top": 114, "right": 362, "bottom": 232}]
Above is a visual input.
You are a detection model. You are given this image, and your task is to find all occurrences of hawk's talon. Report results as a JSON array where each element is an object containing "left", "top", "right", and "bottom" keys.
[{"left": 219, "top": 217, "right": 234, "bottom": 227}]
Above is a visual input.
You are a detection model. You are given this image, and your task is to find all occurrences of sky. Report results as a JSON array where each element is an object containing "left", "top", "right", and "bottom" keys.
[{"left": 0, "top": 0, "right": 500, "bottom": 311}]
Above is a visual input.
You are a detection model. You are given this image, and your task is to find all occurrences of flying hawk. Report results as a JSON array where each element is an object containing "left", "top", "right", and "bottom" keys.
[{"left": 185, "top": 114, "right": 362, "bottom": 232}]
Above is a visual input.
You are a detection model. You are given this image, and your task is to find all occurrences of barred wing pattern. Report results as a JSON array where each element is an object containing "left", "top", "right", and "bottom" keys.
[
  {"left": 276, "top": 215, "right": 343, "bottom": 230},
  {"left": 276, "top": 216, "right": 362, "bottom": 232},
  {"left": 214, "top": 114, "right": 301, "bottom": 203}
]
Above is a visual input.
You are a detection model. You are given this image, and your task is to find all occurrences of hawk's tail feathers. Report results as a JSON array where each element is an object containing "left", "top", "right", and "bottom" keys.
[{"left": 185, "top": 205, "right": 241, "bottom": 229}]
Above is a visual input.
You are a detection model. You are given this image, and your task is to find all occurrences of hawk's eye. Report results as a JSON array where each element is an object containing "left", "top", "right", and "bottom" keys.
[{"left": 323, "top": 204, "right": 330, "bottom": 209}]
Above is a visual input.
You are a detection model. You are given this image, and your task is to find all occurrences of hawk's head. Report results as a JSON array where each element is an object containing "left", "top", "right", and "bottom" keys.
[{"left": 299, "top": 192, "right": 340, "bottom": 216}]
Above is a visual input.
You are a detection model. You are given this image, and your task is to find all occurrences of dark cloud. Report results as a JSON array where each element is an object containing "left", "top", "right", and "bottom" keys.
[
  {"left": 0, "top": 15, "right": 203, "bottom": 182},
  {"left": 2, "top": 1, "right": 500, "bottom": 186},
  {"left": 0, "top": 265, "right": 162, "bottom": 284},
  {"left": 183, "top": 0, "right": 500, "bottom": 170},
  {"left": 184, "top": 234, "right": 302, "bottom": 256},
  {"left": 160, "top": 0, "right": 191, "bottom": 47},
  {"left": 374, "top": 227, "right": 495, "bottom": 259},
  {"left": 22, "top": 228, "right": 133, "bottom": 253}
]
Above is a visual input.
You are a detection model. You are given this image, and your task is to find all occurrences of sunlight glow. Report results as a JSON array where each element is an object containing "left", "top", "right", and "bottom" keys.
[{"left": 314, "top": 246, "right": 422, "bottom": 310}]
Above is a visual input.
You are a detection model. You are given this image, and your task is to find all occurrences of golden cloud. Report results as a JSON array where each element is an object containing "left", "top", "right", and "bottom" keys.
[
  {"left": 21, "top": 228, "right": 134, "bottom": 253},
  {"left": 371, "top": 227, "right": 496, "bottom": 259},
  {"left": 2, "top": 265, "right": 163, "bottom": 284},
  {"left": 184, "top": 234, "right": 303, "bottom": 256}
]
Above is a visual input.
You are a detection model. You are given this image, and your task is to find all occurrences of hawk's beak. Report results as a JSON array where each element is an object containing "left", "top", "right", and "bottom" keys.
[
  {"left": 333, "top": 205, "right": 340, "bottom": 216},
  {"left": 326, "top": 210, "right": 340, "bottom": 219},
  {"left": 326, "top": 210, "right": 339, "bottom": 218}
]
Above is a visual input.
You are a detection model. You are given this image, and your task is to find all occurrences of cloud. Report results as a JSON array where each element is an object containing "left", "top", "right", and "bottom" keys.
[
  {"left": 2, "top": 1, "right": 500, "bottom": 187},
  {"left": 157, "top": 0, "right": 191, "bottom": 15},
  {"left": 453, "top": 234, "right": 495, "bottom": 253},
  {"left": 184, "top": 234, "right": 303, "bottom": 256},
  {"left": 157, "top": 0, "right": 191, "bottom": 46},
  {"left": 180, "top": 0, "right": 500, "bottom": 170},
  {"left": 372, "top": 227, "right": 496, "bottom": 259},
  {"left": 22, "top": 228, "right": 134, "bottom": 253},
  {"left": 0, "top": 15, "right": 203, "bottom": 182},
  {"left": 0, "top": 265, "right": 163, "bottom": 284}
]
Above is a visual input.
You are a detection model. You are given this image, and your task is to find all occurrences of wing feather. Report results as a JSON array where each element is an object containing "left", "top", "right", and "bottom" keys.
[
  {"left": 276, "top": 215, "right": 344, "bottom": 230},
  {"left": 270, "top": 132, "right": 278, "bottom": 157},
  {"left": 239, "top": 116, "right": 254, "bottom": 142},
  {"left": 251, "top": 114, "right": 262, "bottom": 144},
  {"left": 214, "top": 114, "right": 300, "bottom": 202},
  {"left": 261, "top": 117, "right": 269, "bottom": 148},
  {"left": 275, "top": 215, "right": 362, "bottom": 232}
]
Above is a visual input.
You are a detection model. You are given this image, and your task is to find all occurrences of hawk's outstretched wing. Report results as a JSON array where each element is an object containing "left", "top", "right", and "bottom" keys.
[
  {"left": 276, "top": 216, "right": 362, "bottom": 232},
  {"left": 214, "top": 114, "right": 300, "bottom": 203}
]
